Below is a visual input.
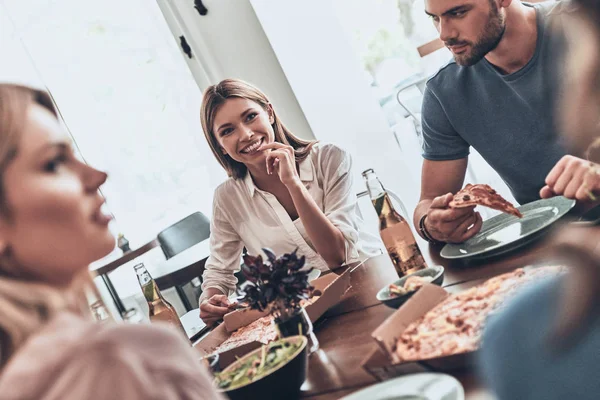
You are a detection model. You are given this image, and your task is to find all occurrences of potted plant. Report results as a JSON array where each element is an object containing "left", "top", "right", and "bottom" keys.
[{"left": 239, "top": 248, "right": 319, "bottom": 353}]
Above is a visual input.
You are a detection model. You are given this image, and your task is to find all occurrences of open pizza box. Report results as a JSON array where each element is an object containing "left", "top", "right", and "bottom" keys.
[
  {"left": 194, "top": 323, "right": 264, "bottom": 369},
  {"left": 194, "top": 267, "right": 352, "bottom": 369},
  {"left": 361, "top": 283, "right": 477, "bottom": 381}
]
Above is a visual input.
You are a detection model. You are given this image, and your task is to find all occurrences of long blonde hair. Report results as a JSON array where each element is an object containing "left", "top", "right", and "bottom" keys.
[
  {"left": 200, "top": 79, "right": 317, "bottom": 180},
  {"left": 0, "top": 84, "right": 100, "bottom": 368}
]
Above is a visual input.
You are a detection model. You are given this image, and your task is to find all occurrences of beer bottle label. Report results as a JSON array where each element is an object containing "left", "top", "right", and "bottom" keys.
[{"left": 381, "top": 224, "right": 427, "bottom": 275}]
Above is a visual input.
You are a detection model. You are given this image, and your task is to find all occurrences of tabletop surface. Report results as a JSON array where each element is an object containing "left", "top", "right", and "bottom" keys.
[{"left": 294, "top": 234, "right": 556, "bottom": 400}]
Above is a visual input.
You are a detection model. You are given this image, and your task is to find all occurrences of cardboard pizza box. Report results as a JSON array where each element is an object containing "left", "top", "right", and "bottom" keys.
[
  {"left": 194, "top": 322, "right": 263, "bottom": 368},
  {"left": 361, "top": 283, "right": 476, "bottom": 381},
  {"left": 223, "top": 267, "right": 353, "bottom": 332},
  {"left": 223, "top": 308, "right": 268, "bottom": 332},
  {"left": 194, "top": 267, "right": 352, "bottom": 366}
]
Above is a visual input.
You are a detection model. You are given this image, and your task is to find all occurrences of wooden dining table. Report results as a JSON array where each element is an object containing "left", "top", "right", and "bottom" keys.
[{"left": 298, "top": 235, "right": 555, "bottom": 400}]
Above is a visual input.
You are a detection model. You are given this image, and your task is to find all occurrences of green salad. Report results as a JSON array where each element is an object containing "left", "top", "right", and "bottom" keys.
[{"left": 214, "top": 339, "right": 303, "bottom": 390}]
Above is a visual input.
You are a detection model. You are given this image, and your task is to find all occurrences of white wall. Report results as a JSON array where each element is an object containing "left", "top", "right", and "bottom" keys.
[
  {"left": 250, "top": 0, "right": 421, "bottom": 212},
  {"left": 161, "top": 0, "right": 315, "bottom": 140},
  {"left": 0, "top": 5, "right": 42, "bottom": 87}
]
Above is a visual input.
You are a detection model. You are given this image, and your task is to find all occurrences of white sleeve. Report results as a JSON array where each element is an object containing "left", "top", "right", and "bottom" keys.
[
  {"left": 200, "top": 188, "right": 244, "bottom": 302},
  {"left": 319, "top": 145, "right": 361, "bottom": 263}
]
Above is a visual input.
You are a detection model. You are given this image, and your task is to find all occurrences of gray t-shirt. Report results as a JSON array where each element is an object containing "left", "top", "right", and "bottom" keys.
[{"left": 421, "top": 2, "right": 571, "bottom": 205}]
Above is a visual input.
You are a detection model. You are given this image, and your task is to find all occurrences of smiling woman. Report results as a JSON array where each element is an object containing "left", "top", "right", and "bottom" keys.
[
  {"left": 201, "top": 79, "right": 316, "bottom": 181},
  {"left": 197, "top": 79, "right": 382, "bottom": 325}
]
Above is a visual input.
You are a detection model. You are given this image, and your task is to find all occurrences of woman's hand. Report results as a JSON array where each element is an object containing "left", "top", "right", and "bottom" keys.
[
  {"left": 262, "top": 142, "right": 301, "bottom": 188},
  {"left": 540, "top": 155, "right": 600, "bottom": 203},
  {"left": 199, "top": 294, "right": 231, "bottom": 326}
]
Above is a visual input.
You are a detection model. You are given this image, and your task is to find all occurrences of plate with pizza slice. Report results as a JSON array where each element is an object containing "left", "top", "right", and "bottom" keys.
[{"left": 441, "top": 192, "right": 575, "bottom": 260}]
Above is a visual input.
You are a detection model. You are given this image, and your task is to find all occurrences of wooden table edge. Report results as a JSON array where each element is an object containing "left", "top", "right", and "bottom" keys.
[{"left": 92, "top": 238, "right": 160, "bottom": 276}]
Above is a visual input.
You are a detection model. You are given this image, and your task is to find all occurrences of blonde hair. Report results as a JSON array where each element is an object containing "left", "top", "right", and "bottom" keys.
[
  {"left": 0, "top": 84, "right": 100, "bottom": 367},
  {"left": 200, "top": 79, "right": 317, "bottom": 180}
]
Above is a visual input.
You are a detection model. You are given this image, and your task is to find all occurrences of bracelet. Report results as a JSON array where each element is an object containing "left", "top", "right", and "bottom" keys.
[{"left": 419, "top": 214, "right": 441, "bottom": 244}]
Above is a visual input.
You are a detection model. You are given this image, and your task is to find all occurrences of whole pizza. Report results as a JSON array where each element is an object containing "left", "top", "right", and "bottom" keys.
[
  {"left": 394, "top": 266, "right": 564, "bottom": 362},
  {"left": 450, "top": 183, "right": 523, "bottom": 218}
]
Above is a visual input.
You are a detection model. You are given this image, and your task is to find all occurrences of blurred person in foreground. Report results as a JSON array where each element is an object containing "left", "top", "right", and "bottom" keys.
[
  {"left": 479, "top": 1, "right": 600, "bottom": 399},
  {"left": 0, "top": 84, "right": 223, "bottom": 400}
]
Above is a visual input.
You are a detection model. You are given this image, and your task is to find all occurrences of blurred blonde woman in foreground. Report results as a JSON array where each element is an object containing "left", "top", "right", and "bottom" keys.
[
  {"left": 479, "top": 1, "right": 600, "bottom": 399},
  {"left": 0, "top": 84, "right": 222, "bottom": 400}
]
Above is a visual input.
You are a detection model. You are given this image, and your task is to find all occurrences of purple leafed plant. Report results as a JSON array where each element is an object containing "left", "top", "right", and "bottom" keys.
[{"left": 239, "top": 248, "right": 314, "bottom": 322}]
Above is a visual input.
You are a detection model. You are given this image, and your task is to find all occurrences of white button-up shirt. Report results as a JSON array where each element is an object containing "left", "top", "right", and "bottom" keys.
[{"left": 201, "top": 143, "right": 382, "bottom": 298}]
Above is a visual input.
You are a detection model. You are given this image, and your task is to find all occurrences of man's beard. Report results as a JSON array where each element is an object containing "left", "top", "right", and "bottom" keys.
[{"left": 449, "top": 4, "right": 506, "bottom": 66}]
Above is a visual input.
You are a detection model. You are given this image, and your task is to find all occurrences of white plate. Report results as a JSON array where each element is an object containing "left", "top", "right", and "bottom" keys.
[{"left": 340, "top": 372, "right": 464, "bottom": 400}]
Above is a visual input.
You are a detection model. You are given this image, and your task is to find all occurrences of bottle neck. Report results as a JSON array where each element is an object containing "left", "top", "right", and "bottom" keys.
[
  {"left": 363, "top": 172, "right": 403, "bottom": 221},
  {"left": 373, "top": 193, "right": 404, "bottom": 222},
  {"left": 363, "top": 172, "right": 385, "bottom": 200},
  {"left": 135, "top": 264, "right": 163, "bottom": 303},
  {"left": 141, "top": 280, "right": 163, "bottom": 304}
]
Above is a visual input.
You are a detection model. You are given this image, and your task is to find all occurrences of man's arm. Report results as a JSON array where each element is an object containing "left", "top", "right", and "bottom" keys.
[
  {"left": 413, "top": 158, "right": 483, "bottom": 243},
  {"left": 417, "top": 84, "right": 482, "bottom": 243}
]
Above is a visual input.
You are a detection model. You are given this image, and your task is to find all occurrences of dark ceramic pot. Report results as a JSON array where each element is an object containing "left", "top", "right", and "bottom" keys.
[
  {"left": 275, "top": 307, "right": 319, "bottom": 353},
  {"left": 217, "top": 336, "right": 308, "bottom": 400}
]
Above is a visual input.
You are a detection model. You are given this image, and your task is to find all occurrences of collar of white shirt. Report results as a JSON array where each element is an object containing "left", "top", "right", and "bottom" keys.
[{"left": 243, "top": 157, "right": 314, "bottom": 197}]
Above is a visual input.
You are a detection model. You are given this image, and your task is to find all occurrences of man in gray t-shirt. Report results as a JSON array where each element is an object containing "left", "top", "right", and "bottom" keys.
[{"left": 413, "top": 0, "right": 589, "bottom": 244}]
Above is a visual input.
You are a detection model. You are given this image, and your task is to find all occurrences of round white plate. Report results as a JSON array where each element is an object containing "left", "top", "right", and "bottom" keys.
[
  {"left": 441, "top": 196, "right": 575, "bottom": 260},
  {"left": 340, "top": 372, "right": 464, "bottom": 400}
]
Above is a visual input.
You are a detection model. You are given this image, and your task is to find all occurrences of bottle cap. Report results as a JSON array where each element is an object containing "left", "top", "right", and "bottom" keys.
[{"left": 362, "top": 168, "right": 375, "bottom": 177}]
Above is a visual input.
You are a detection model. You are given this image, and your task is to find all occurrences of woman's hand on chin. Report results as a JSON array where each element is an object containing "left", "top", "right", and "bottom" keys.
[{"left": 263, "top": 142, "right": 301, "bottom": 188}]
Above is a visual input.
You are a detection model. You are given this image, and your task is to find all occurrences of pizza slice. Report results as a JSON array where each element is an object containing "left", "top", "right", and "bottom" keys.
[{"left": 449, "top": 184, "right": 523, "bottom": 218}]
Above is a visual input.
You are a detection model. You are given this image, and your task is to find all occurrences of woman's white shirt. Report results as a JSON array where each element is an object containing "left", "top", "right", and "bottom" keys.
[{"left": 200, "top": 143, "right": 382, "bottom": 299}]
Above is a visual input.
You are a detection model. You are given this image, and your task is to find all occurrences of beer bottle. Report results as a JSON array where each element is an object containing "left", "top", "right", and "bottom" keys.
[
  {"left": 90, "top": 300, "right": 111, "bottom": 323},
  {"left": 134, "top": 263, "right": 186, "bottom": 335},
  {"left": 362, "top": 169, "right": 427, "bottom": 277},
  {"left": 84, "top": 275, "right": 114, "bottom": 323}
]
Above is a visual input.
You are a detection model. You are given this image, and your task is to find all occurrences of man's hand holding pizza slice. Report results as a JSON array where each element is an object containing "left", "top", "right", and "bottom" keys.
[
  {"left": 424, "top": 183, "right": 526, "bottom": 244},
  {"left": 450, "top": 184, "right": 523, "bottom": 218},
  {"left": 424, "top": 193, "right": 483, "bottom": 244}
]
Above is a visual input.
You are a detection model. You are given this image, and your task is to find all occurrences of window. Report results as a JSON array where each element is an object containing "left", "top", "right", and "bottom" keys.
[
  {"left": 2, "top": 0, "right": 229, "bottom": 313},
  {"left": 2, "top": 0, "right": 226, "bottom": 249},
  {"left": 332, "top": 0, "right": 451, "bottom": 128},
  {"left": 331, "top": 0, "right": 517, "bottom": 209}
]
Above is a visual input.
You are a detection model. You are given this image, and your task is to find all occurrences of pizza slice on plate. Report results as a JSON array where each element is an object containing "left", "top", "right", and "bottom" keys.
[{"left": 449, "top": 184, "right": 523, "bottom": 218}]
